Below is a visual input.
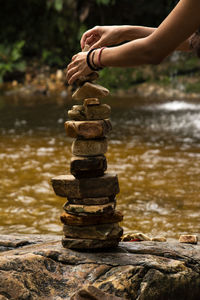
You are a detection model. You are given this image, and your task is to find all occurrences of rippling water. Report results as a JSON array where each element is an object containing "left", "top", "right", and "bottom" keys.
[{"left": 0, "top": 94, "right": 200, "bottom": 239}]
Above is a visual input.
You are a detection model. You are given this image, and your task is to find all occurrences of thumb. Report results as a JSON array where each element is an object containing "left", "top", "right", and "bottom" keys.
[{"left": 90, "top": 38, "right": 105, "bottom": 49}]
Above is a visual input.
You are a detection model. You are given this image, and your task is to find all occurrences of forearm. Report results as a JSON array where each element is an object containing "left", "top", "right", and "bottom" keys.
[
  {"left": 97, "top": 0, "right": 200, "bottom": 68},
  {"left": 98, "top": 38, "right": 156, "bottom": 68},
  {"left": 99, "top": 37, "right": 191, "bottom": 69},
  {"left": 118, "top": 25, "right": 156, "bottom": 42},
  {"left": 176, "top": 38, "right": 191, "bottom": 51},
  {"left": 118, "top": 25, "right": 191, "bottom": 51}
]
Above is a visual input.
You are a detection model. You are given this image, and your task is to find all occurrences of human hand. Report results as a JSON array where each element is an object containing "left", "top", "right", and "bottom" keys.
[
  {"left": 66, "top": 51, "right": 92, "bottom": 85},
  {"left": 80, "top": 25, "right": 122, "bottom": 50}
]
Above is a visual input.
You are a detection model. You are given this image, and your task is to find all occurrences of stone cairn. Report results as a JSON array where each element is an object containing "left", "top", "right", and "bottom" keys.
[{"left": 51, "top": 50, "right": 123, "bottom": 250}]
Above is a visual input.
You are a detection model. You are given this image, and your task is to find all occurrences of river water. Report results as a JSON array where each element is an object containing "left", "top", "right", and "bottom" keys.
[{"left": 0, "top": 94, "right": 200, "bottom": 240}]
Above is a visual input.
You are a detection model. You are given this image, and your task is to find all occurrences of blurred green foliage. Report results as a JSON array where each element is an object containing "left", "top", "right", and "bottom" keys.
[
  {"left": 185, "top": 81, "right": 200, "bottom": 93},
  {"left": 0, "top": 41, "right": 26, "bottom": 83},
  {"left": 0, "top": 0, "right": 180, "bottom": 82}
]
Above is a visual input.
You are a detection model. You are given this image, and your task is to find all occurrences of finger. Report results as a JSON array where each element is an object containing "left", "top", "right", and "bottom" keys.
[
  {"left": 66, "top": 61, "right": 76, "bottom": 73},
  {"left": 72, "top": 54, "right": 78, "bottom": 61},
  {"left": 81, "top": 27, "right": 99, "bottom": 49},
  {"left": 68, "top": 71, "right": 81, "bottom": 85},
  {"left": 90, "top": 38, "right": 104, "bottom": 50},
  {"left": 66, "top": 66, "right": 78, "bottom": 82},
  {"left": 85, "top": 35, "right": 98, "bottom": 46},
  {"left": 81, "top": 31, "right": 94, "bottom": 49}
]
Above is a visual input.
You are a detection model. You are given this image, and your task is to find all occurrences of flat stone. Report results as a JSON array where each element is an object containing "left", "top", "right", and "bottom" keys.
[
  {"left": 60, "top": 210, "right": 123, "bottom": 226},
  {"left": 68, "top": 110, "right": 85, "bottom": 121},
  {"left": 70, "top": 155, "right": 107, "bottom": 178},
  {"left": 84, "top": 98, "right": 100, "bottom": 106},
  {"left": 63, "top": 223, "right": 123, "bottom": 240},
  {"left": 51, "top": 173, "right": 119, "bottom": 198},
  {"left": 72, "top": 105, "right": 84, "bottom": 111},
  {"left": 85, "top": 104, "right": 111, "bottom": 120},
  {"left": 179, "top": 235, "right": 198, "bottom": 244},
  {"left": 65, "top": 119, "right": 112, "bottom": 139},
  {"left": 63, "top": 202, "right": 115, "bottom": 216},
  {"left": 76, "top": 72, "right": 99, "bottom": 86},
  {"left": 62, "top": 237, "right": 119, "bottom": 249},
  {"left": 72, "top": 82, "right": 110, "bottom": 101},
  {"left": 68, "top": 103, "right": 111, "bottom": 121},
  {"left": 68, "top": 105, "right": 86, "bottom": 121},
  {"left": 67, "top": 195, "right": 114, "bottom": 205},
  {"left": 72, "top": 138, "right": 107, "bottom": 156}
]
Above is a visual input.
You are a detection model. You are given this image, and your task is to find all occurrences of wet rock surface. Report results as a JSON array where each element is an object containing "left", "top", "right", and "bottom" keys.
[
  {"left": 62, "top": 237, "right": 120, "bottom": 250},
  {"left": 0, "top": 234, "right": 200, "bottom": 300}
]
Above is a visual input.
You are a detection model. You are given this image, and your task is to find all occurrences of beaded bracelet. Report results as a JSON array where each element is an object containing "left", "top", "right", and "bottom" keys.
[{"left": 86, "top": 48, "right": 102, "bottom": 71}]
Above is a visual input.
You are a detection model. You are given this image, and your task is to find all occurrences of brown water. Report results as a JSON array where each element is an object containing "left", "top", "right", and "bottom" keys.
[{"left": 0, "top": 94, "right": 200, "bottom": 240}]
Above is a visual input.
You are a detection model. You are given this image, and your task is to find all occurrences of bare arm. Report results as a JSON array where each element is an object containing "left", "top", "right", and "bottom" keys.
[
  {"left": 98, "top": 0, "right": 200, "bottom": 68},
  {"left": 80, "top": 25, "right": 156, "bottom": 49},
  {"left": 122, "top": 25, "right": 191, "bottom": 51},
  {"left": 67, "top": 0, "right": 200, "bottom": 84},
  {"left": 81, "top": 25, "right": 190, "bottom": 51}
]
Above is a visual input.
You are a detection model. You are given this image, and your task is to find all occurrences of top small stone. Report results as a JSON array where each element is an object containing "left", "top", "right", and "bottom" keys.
[
  {"left": 72, "top": 82, "right": 110, "bottom": 101},
  {"left": 76, "top": 72, "right": 99, "bottom": 87}
]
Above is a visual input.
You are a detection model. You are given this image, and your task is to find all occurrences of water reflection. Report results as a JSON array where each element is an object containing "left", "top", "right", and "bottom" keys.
[{"left": 0, "top": 96, "right": 200, "bottom": 239}]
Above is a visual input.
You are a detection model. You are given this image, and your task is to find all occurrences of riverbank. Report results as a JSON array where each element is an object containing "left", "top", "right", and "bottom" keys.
[
  {"left": 2, "top": 74, "right": 200, "bottom": 103},
  {"left": 1, "top": 52, "right": 200, "bottom": 102}
]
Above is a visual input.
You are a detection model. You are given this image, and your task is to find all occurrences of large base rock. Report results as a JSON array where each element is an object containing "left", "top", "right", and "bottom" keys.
[
  {"left": 62, "top": 237, "right": 120, "bottom": 250},
  {"left": 0, "top": 235, "right": 200, "bottom": 300},
  {"left": 71, "top": 285, "right": 123, "bottom": 300}
]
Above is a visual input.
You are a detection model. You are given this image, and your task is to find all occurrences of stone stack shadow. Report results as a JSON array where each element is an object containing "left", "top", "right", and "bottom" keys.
[{"left": 51, "top": 81, "right": 123, "bottom": 250}]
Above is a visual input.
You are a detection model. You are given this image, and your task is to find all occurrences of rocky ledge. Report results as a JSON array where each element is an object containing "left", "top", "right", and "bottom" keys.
[{"left": 0, "top": 234, "right": 199, "bottom": 300}]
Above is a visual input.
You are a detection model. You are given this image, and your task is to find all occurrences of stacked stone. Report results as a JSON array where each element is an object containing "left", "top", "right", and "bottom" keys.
[{"left": 51, "top": 75, "right": 123, "bottom": 250}]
